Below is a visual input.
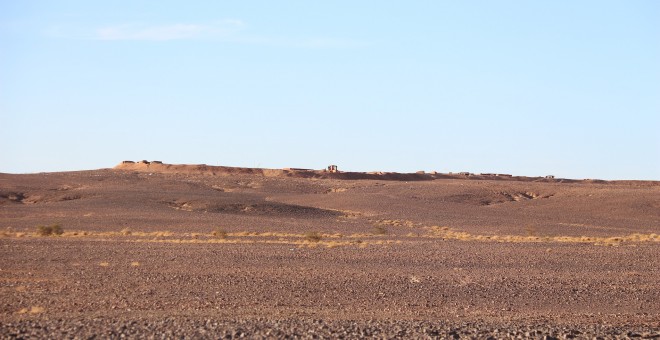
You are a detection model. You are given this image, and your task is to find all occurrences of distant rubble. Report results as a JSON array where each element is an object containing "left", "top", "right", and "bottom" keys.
[
  {"left": 113, "top": 160, "right": 658, "bottom": 185},
  {"left": 114, "top": 160, "right": 431, "bottom": 181}
]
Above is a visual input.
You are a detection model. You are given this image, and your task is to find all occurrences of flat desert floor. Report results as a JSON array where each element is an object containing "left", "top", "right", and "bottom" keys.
[{"left": 1, "top": 163, "right": 659, "bottom": 338}]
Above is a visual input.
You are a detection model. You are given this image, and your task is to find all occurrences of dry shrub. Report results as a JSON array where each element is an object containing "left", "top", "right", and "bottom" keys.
[
  {"left": 212, "top": 227, "right": 228, "bottom": 239},
  {"left": 36, "top": 225, "right": 49, "bottom": 236},
  {"left": 373, "top": 226, "right": 389, "bottom": 235},
  {"left": 36, "top": 224, "right": 64, "bottom": 236},
  {"left": 304, "top": 231, "right": 322, "bottom": 243}
]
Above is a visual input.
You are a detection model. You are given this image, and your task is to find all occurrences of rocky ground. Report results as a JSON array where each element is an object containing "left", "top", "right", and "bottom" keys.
[
  {"left": 1, "top": 166, "right": 659, "bottom": 338},
  {"left": 4, "top": 317, "right": 660, "bottom": 339}
]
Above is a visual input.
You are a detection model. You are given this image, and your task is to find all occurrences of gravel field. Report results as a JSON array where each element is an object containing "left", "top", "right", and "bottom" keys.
[
  {"left": 4, "top": 317, "right": 660, "bottom": 339},
  {"left": 1, "top": 166, "right": 659, "bottom": 338}
]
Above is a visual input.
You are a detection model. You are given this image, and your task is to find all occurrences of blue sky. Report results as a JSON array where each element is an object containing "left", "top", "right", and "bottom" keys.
[{"left": 1, "top": 1, "right": 659, "bottom": 180}]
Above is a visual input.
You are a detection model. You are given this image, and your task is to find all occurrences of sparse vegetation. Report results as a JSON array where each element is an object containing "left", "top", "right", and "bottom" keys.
[
  {"left": 13, "top": 225, "right": 660, "bottom": 248},
  {"left": 1, "top": 227, "right": 14, "bottom": 237},
  {"left": 424, "top": 226, "right": 660, "bottom": 245},
  {"left": 212, "top": 227, "right": 228, "bottom": 239},
  {"left": 304, "top": 231, "right": 322, "bottom": 242},
  {"left": 373, "top": 219, "right": 415, "bottom": 228},
  {"left": 36, "top": 224, "right": 64, "bottom": 236}
]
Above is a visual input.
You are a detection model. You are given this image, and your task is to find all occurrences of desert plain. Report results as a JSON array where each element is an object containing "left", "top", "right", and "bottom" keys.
[{"left": 1, "top": 161, "right": 659, "bottom": 338}]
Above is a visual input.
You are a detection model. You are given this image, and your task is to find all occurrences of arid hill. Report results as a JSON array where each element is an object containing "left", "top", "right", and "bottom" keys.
[{"left": 114, "top": 160, "right": 660, "bottom": 185}]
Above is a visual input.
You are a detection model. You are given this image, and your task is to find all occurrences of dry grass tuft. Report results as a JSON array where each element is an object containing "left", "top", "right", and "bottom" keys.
[
  {"left": 374, "top": 219, "right": 416, "bottom": 228},
  {"left": 1, "top": 227, "right": 14, "bottom": 237},
  {"left": 18, "top": 306, "right": 45, "bottom": 314},
  {"left": 323, "top": 241, "right": 342, "bottom": 248}
]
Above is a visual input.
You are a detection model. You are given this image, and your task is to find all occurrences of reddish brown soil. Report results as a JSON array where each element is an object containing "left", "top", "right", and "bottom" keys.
[{"left": 1, "top": 162, "right": 659, "bottom": 337}]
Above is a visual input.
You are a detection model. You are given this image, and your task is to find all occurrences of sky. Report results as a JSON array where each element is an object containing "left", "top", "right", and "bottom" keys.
[{"left": 1, "top": 1, "right": 659, "bottom": 180}]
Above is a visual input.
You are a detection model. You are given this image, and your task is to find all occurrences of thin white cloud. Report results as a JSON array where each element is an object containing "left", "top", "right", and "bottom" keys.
[
  {"left": 95, "top": 20, "right": 245, "bottom": 41},
  {"left": 45, "top": 19, "right": 367, "bottom": 48}
]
